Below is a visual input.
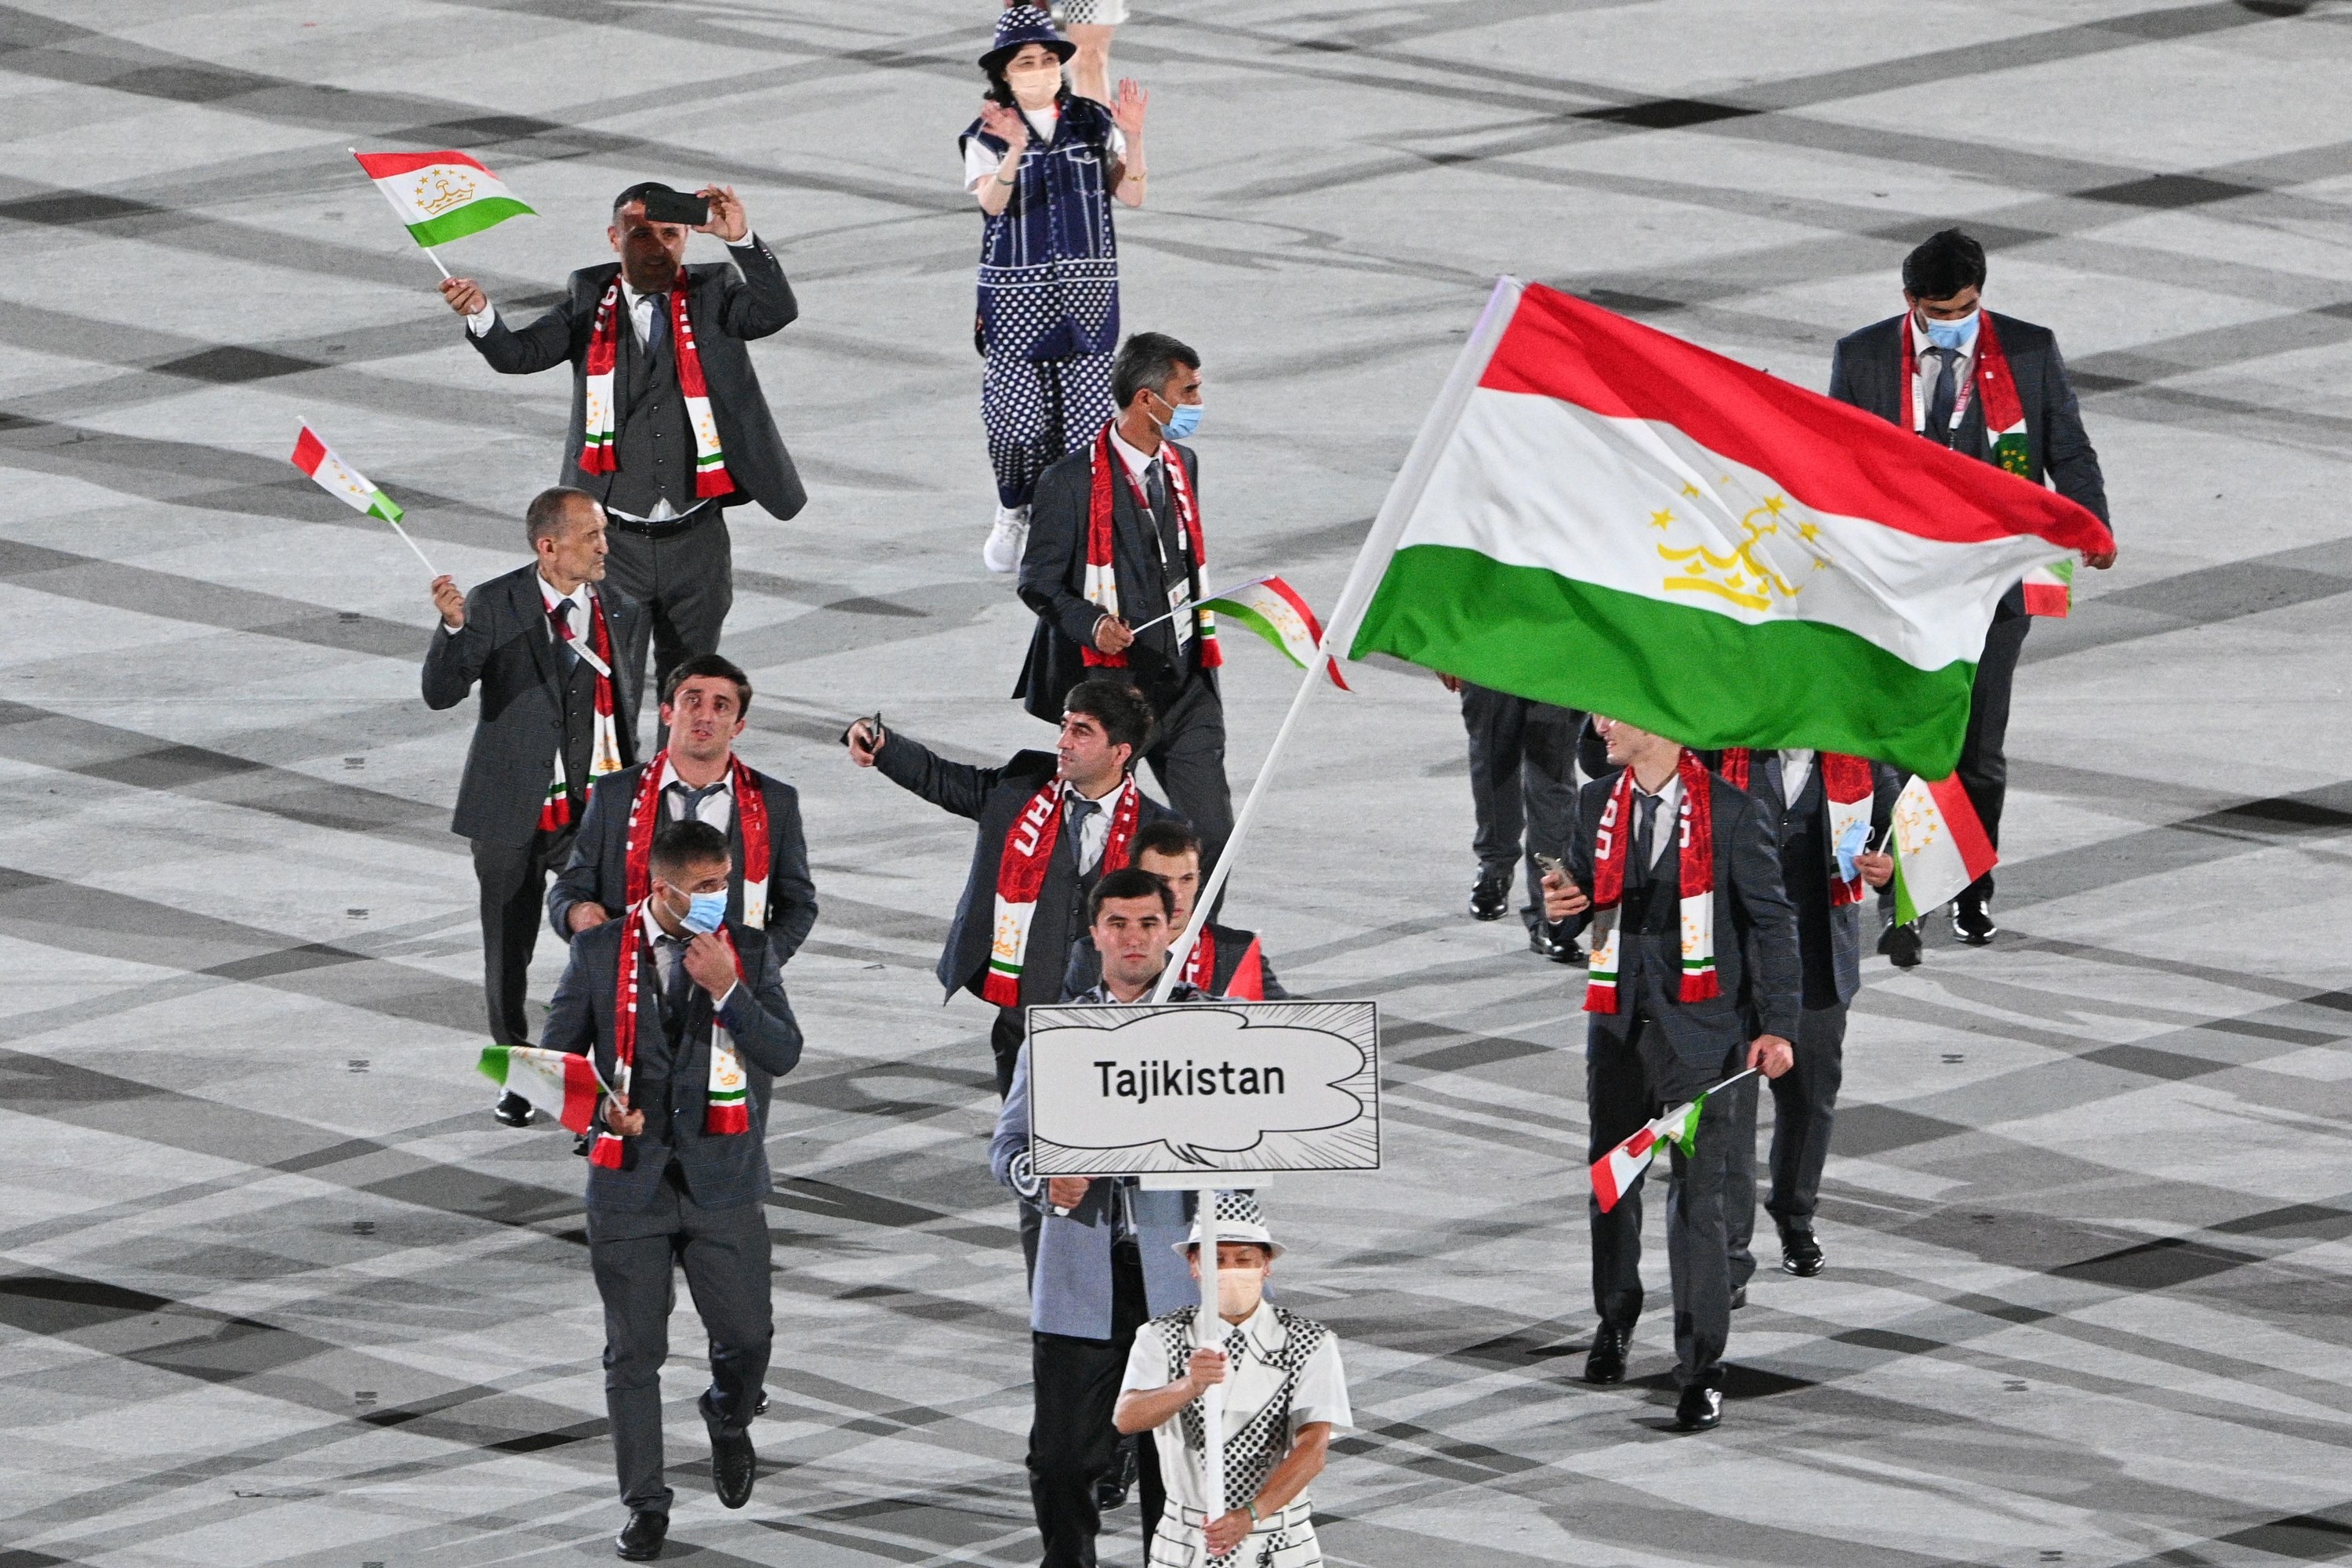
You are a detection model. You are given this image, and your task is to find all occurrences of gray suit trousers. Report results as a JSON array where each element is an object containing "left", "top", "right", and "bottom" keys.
[
  {"left": 588, "top": 1172, "right": 772, "bottom": 1515},
  {"left": 604, "top": 513, "right": 733, "bottom": 749},
  {"left": 1725, "top": 1003, "right": 1849, "bottom": 1290}
]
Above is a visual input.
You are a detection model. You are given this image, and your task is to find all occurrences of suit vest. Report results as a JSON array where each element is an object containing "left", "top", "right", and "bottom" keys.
[{"left": 601, "top": 312, "right": 696, "bottom": 517}]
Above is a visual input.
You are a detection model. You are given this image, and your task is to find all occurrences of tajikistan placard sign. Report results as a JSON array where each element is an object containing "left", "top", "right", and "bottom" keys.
[{"left": 1028, "top": 1001, "right": 1378, "bottom": 1176}]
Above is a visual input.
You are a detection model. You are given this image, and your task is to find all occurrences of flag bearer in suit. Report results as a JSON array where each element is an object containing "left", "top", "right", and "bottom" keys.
[
  {"left": 1828, "top": 227, "right": 2114, "bottom": 957},
  {"left": 543, "top": 820, "right": 804, "bottom": 1560},
  {"left": 549, "top": 652, "right": 817, "bottom": 965},
  {"left": 844, "top": 677, "right": 1174, "bottom": 1096},
  {"left": 1544, "top": 717, "right": 1801, "bottom": 1431},
  {"left": 424, "top": 488, "right": 643, "bottom": 1127},
  {"left": 1017, "top": 332, "right": 1232, "bottom": 884},
  {"left": 1711, "top": 749, "right": 1899, "bottom": 1287}
]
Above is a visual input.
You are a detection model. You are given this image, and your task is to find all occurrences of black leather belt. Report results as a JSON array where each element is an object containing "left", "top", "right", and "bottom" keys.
[{"left": 607, "top": 505, "right": 712, "bottom": 539}]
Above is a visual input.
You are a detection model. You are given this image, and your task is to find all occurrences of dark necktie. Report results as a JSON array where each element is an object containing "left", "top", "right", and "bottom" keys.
[
  {"left": 669, "top": 780, "right": 724, "bottom": 823},
  {"left": 549, "top": 599, "right": 579, "bottom": 671},
  {"left": 660, "top": 935, "right": 693, "bottom": 1025},
  {"left": 1926, "top": 347, "right": 1958, "bottom": 447},
  {"left": 1629, "top": 793, "right": 1661, "bottom": 887},
  {"left": 642, "top": 293, "right": 667, "bottom": 352},
  {"left": 1145, "top": 459, "right": 1168, "bottom": 523}
]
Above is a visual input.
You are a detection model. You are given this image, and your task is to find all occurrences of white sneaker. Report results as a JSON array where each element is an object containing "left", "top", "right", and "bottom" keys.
[{"left": 983, "top": 506, "right": 1029, "bottom": 575}]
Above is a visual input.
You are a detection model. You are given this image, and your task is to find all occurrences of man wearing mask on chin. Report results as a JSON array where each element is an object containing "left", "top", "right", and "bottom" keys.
[
  {"left": 1117, "top": 1196, "right": 1351, "bottom": 1568},
  {"left": 1828, "top": 227, "right": 2114, "bottom": 960},
  {"left": 542, "top": 820, "right": 804, "bottom": 1559},
  {"left": 1018, "top": 332, "right": 1233, "bottom": 887}
]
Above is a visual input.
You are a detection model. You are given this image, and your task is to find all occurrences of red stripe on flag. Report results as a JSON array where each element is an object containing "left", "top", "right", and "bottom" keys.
[
  {"left": 290, "top": 425, "right": 327, "bottom": 476},
  {"left": 2022, "top": 582, "right": 2071, "bottom": 617},
  {"left": 562, "top": 1056, "right": 601, "bottom": 1135},
  {"left": 1926, "top": 774, "right": 1998, "bottom": 881},
  {"left": 1261, "top": 575, "right": 1352, "bottom": 691},
  {"left": 1478, "top": 284, "right": 2113, "bottom": 555},
  {"left": 353, "top": 149, "right": 491, "bottom": 179}
]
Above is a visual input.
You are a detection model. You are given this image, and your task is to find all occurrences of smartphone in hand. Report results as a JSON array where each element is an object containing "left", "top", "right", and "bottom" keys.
[{"left": 644, "top": 187, "right": 710, "bottom": 227}]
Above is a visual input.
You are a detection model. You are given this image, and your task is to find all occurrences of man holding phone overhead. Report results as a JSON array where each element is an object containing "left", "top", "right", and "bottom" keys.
[{"left": 439, "top": 182, "right": 806, "bottom": 737}]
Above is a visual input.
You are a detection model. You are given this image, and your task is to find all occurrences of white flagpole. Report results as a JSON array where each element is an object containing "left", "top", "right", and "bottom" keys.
[
  {"left": 382, "top": 514, "right": 441, "bottom": 577},
  {"left": 1196, "top": 1191, "right": 1226, "bottom": 1521},
  {"left": 1152, "top": 278, "right": 1526, "bottom": 1000},
  {"left": 353, "top": 147, "right": 453, "bottom": 279}
]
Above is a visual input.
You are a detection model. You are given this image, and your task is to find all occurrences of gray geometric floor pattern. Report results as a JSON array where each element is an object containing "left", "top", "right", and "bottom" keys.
[{"left": 5, "top": 2, "right": 2351, "bottom": 1563}]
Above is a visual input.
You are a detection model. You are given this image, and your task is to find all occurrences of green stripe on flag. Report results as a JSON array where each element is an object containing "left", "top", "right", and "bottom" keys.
[
  {"left": 1892, "top": 848, "right": 1919, "bottom": 926},
  {"left": 1351, "top": 544, "right": 1977, "bottom": 779},
  {"left": 365, "top": 491, "right": 405, "bottom": 524},
  {"left": 1205, "top": 599, "right": 1305, "bottom": 669},
  {"left": 405, "top": 196, "right": 535, "bottom": 249}
]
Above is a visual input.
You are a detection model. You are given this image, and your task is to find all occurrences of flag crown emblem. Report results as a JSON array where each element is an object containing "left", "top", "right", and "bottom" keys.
[
  {"left": 408, "top": 168, "right": 481, "bottom": 216},
  {"left": 1655, "top": 492, "right": 1825, "bottom": 612},
  {"left": 1893, "top": 789, "right": 1944, "bottom": 855}
]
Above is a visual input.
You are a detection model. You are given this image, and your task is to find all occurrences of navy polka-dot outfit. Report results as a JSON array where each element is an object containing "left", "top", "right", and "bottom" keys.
[{"left": 961, "top": 93, "right": 1123, "bottom": 509}]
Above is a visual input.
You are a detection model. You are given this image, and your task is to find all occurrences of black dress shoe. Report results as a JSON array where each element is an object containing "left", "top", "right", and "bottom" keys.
[
  {"left": 1728, "top": 1286, "right": 1747, "bottom": 1310},
  {"left": 1469, "top": 875, "right": 1509, "bottom": 921},
  {"left": 1675, "top": 1381, "right": 1724, "bottom": 1432},
  {"left": 702, "top": 1394, "right": 756, "bottom": 1509},
  {"left": 1584, "top": 1323, "right": 1632, "bottom": 1385},
  {"left": 1544, "top": 924, "right": 1587, "bottom": 966},
  {"left": 615, "top": 1510, "right": 667, "bottom": 1560},
  {"left": 492, "top": 1090, "right": 535, "bottom": 1127},
  {"left": 755, "top": 1391, "right": 770, "bottom": 1417},
  {"left": 1780, "top": 1229, "right": 1824, "bottom": 1277},
  {"left": 1952, "top": 895, "right": 1997, "bottom": 946},
  {"left": 1095, "top": 1432, "right": 1139, "bottom": 1509},
  {"left": 1878, "top": 919, "right": 1923, "bottom": 969}
]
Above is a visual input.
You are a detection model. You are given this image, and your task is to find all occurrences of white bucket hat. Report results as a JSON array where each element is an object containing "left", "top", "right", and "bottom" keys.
[{"left": 1174, "top": 1190, "right": 1283, "bottom": 1258}]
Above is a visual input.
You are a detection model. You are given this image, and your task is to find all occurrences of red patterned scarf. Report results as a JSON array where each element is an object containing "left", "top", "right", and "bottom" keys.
[
  {"left": 539, "top": 590, "right": 623, "bottom": 831},
  {"left": 983, "top": 773, "right": 1141, "bottom": 1006},
  {"left": 1584, "top": 750, "right": 1719, "bottom": 1014},
  {"left": 620, "top": 753, "right": 774, "bottom": 927},
  {"left": 1081, "top": 424, "right": 1221, "bottom": 670},
  {"left": 1719, "top": 748, "right": 1873, "bottom": 908},
  {"left": 589, "top": 902, "right": 751, "bottom": 1169},
  {"left": 579, "top": 270, "right": 735, "bottom": 499},
  {"left": 1180, "top": 926, "right": 1265, "bottom": 1000}
]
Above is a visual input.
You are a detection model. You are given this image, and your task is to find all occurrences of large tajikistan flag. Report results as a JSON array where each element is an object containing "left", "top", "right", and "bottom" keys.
[{"left": 1343, "top": 280, "right": 2114, "bottom": 778}]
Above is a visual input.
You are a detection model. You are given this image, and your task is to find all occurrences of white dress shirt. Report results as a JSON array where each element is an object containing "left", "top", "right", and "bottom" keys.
[
  {"left": 1778, "top": 748, "right": 1815, "bottom": 808},
  {"left": 1909, "top": 310, "right": 1980, "bottom": 439},
  {"left": 1628, "top": 769, "right": 1682, "bottom": 869},
  {"left": 659, "top": 757, "right": 736, "bottom": 834},
  {"left": 538, "top": 572, "right": 591, "bottom": 652}
]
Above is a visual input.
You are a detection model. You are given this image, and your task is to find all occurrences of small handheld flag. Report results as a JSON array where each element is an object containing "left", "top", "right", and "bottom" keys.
[
  {"left": 290, "top": 422, "right": 436, "bottom": 575},
  {"left": 1589, "top": 1067, "right": 1756, "bottom": 1213},
  {"left": 1194, "top": 574, "right": 1350, "bottom": 690},
  {"left": 1889, "top": 773, "right": 1998, "bottom": 925},
  {"left": 2023, "top": 557, "right": 2074, "bottom": 618},
  {"left": 352, "top": 149, "right": 532, "bottom": 278},
  {"left": 477, "top": 1045, "right": 607, "bottom": 1134}
]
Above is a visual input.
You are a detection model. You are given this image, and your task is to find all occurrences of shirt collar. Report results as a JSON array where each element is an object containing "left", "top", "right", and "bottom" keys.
[
  {"left": 659, "top": 757, "right": 733, "bottom": 795},
  {"left": 641, "top": 902, "right": 681, "bottom": 946},
  {"left": 1107, "top": 423, "right": 1161, "bottom": 481},
  {"left": 1063, "top": 773, "right": 1126, "bottom": 807},
  {"left": 538, "top": 573, "right": 590, "bottom": 615}
]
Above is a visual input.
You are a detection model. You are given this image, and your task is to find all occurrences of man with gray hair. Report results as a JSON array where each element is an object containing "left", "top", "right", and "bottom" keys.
[{"left": 425, "top": 487, "right": 644, "bottom": 1124}]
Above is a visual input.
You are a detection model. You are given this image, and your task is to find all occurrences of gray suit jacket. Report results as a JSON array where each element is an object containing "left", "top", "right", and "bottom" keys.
[
  {"left": 542, "top": 914, "right": 802, "bottom": 1214},
  {"left": 1014, "top": 438, "right": 1213, "bottom": 721},
  {"left": 1569, "top": 769, "right": 1802, "bottom": 1097},
  {"left": 992, "top": 1035, "right": 1198, "bottom": 1338},
  {"left": 1734, "top": 752, "right": 1900, "bottom": 1010},
  {"left": 420, "top": 562, "right": 644, "bottom": 848},
  {"left": 466, "top": 242, "right": 807, "bottom": 521},
  {"left": 1827, "top": 310, "right": 2110, "bottom": 618}
]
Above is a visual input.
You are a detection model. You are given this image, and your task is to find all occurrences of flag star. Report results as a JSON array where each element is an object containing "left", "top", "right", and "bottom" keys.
[
  {"left": 1763, "top": 494, "right": 1788, "bottom": 516},
  {"left": 1649, "top": 508, "right": 1675, "bottom": 530},
  {"left": 1679, "top": 481, "right": 1702, "bottom": 500},
  {"left": 1797, "top": 521, "right": 1820, "bottom": 542}
]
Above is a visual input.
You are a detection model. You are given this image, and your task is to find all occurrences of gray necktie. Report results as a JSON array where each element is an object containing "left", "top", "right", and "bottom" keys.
[
  {"left": 669, "top": 780, "right": 723, "bottom": 823},
  {"left": 1145, "top": 459, "right": 1168, "bottom": 522},
  {"left": 1926, "top": 347, "right": 1958, "bottom": 446},
  {"left": 1065, "top": 796, "right": 1102, "bottom": 870},
  {"left": 660, "top": 935, "right": 693, "bottom": 1024}
]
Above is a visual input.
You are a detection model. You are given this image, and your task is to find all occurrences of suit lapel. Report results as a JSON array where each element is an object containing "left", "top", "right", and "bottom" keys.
[{"left": 512, "top": 570, "right": 560, "bottom": 695}]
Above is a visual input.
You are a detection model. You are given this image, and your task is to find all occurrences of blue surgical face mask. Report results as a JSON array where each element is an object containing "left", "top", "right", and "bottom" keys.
[
  {"left": 1922, "top": 310, "right": 1978, "bottom": 352},
  {"left": 1153, "top": 392, "right": 1202, "bottom": 441},
  {"left": 677, "top": 890, "right": 727, "bottom": 935}
]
